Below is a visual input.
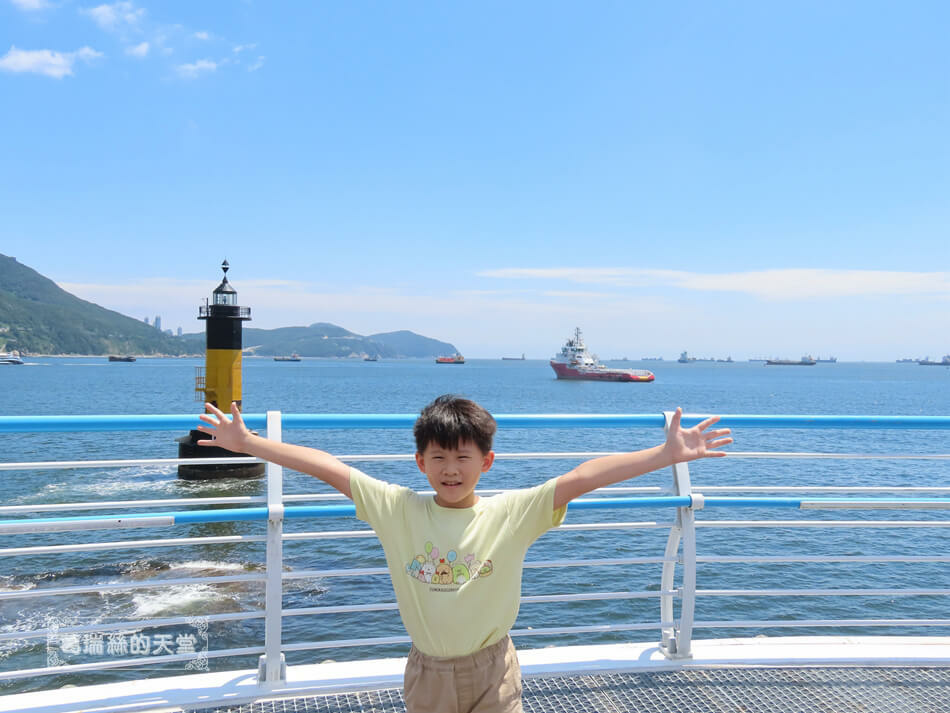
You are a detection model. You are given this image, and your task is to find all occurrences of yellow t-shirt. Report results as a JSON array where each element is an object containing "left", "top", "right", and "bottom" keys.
[{"left": 349, "top": 467, "right": 567, "bottom": 657}]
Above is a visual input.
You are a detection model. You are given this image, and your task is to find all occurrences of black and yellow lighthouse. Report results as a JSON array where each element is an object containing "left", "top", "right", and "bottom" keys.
[{"left": 177, "top": 261, "right": 265, "bottom": 479}]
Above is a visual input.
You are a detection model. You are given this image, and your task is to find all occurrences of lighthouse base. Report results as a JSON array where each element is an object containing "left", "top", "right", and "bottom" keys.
[{"left": 176, "top": 430, "right": 266, "bottom": 480}]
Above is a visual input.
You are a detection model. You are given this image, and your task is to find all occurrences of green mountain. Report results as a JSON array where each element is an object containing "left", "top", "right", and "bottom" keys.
[
  {"left": 241, "top": 324, "right": 457, "bottom": 358},
  {"left": 0, "top": 254, "right": 458, "bottom": 358},
  {"left": 0, "top": 254, "right": 195, "bottom": 356},
  {"left": 368, "top": 330, "right": 458, "bottom": 358}
]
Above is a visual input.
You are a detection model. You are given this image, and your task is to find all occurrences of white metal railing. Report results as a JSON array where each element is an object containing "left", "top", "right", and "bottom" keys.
[{"left": 0, "top": 410, "right": 947, "bottom": 690}]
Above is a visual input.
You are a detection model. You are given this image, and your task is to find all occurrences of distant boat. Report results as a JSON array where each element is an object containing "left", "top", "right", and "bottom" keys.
[
  {"left": 0, "top": 352, "right": 24, "bottom": 365},
  {"left": 363, "top": 355, "right": 379, "bottom": 362},
  {"left": 436, "top": 353, "right": 465, "bottom": 364},
  {"left": 749, "top": 357, "right": 768, "bottom": 362},
  {"left": 107, "top": 355, "right": 136, "bottom": 362},
  {"left": 896, "top": 358, "right": 917, "bottom": 363},
  {"left": 766, "top": 356, "right": 817, "bottom": 366},
  {"left": 550, "top": 328, "right": 654, "bottom": 382},
  {"left": 641, "top": 357, "right": 664, "bottom": 361},
  {"left": 817, "top": 356, "right": 837, "bottom": 363},
  {"left": 502, "top": 354, "right": 525, "bottom": 360},
  {"left": 274, "top": 353, "right": 301, "bottom": 362},
  {"left": 918, "top": 355, "right": 950, "bottom": 366},
  {"left": 678, "top": 351, "right": 720, "bottom": 363}
]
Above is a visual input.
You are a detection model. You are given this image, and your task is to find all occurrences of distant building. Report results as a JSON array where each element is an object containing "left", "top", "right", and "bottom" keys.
[
  {"left": 154, "top": 316, "right": 162, "bottom": 331},
  {"left": 144, "top": 317, "right": 150, "bottom": 326},
  {"left": 177, "top": 327, "right": 183, "bottom": 337}
]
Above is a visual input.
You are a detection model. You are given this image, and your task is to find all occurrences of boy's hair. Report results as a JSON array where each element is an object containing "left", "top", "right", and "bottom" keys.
[{"left": 414, "top": 394, "right": 497, "bottom": 454}]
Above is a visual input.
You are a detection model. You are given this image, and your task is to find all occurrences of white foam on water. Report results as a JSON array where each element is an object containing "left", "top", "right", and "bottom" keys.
[
  {"left": 0, "top": 583, "right": 36, "bottom": 594},
  {"left": 166, "top": 560, "right": 254, "bottom": 573},
  {"left": 0, "top": 605, "right": 105, "bottom": 657},
  {"left": 131, "top": 584, "right": 225, "bottom": 618},
  {"left": 13, "top": 467, "right": 181, "bottom": 504},
  {"left": 127, "top": 561, "right": 262, "bottom": 617}
]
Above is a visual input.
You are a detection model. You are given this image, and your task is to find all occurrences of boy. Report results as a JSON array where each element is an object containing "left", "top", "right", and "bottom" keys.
[{"left": 198, "top": 395, "right": 731, "bottom": 713}]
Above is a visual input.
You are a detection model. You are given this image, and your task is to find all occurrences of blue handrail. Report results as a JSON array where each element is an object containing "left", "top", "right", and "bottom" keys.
[
  {"left": 3, "top": 496, "right": 949, "bottom": 533},
  {"left": 1, "top": 413, "right": 949, "bottom": 433}
]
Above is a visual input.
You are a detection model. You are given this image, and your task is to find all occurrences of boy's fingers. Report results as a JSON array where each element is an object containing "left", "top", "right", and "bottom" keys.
[
  {"left": 669, "top": 407, "right": 682, "bottom": 430},
  {"left": 205, "top": 402, "right": 225, "bottom": 417}
]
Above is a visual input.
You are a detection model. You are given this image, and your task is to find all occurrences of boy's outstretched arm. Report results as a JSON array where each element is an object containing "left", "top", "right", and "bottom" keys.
[
  {"left": 197, "top": 402, "right": 352, "bottom": 499},
  {"left": 553, "top": 408, "right": 731, "bottom": 510}
]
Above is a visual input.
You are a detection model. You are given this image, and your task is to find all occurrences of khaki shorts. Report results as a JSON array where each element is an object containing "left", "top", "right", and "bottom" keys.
[{"left": 403, "top": 635, "right": 523, "bottom": 713}]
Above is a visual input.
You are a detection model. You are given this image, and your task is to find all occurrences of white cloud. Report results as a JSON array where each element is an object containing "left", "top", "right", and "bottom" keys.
[
  {"left": 672, "top": 269, "right": 950, "bottom": 299},
  {"left": 194, "top": 31, "right": 209, "bottom": 40},
  {"left": 82, "top": 1, "right": 145, "bottom": 31},
  {"left": 232, "top": 43, "right": 257, "bottom": 53},
  {"left": 479, "top": 267, "right": 680, "bottom": 287},
  {"left": 10, "top": 0, "right": 50, "bottom": 10},
  {"left": 75, "top": 47, "right": 103, "bottom": 62},
  {"left": 125, "top": 41, "right": 149, "bottom": 58},
  {"left": 175, "top": 58, "right": 217, "bottom": 79},
  {"left": 540, "top": 290, "right": 615, "bottom": 299},
  {"left": 479, "top": 267, "right": 950, "bottom": 300},
  {"left": 0, "top": 45, "right": 103, "bottom": 78},
  {"left": 247, "top": 55, "right": 265, "bottom": 72}
]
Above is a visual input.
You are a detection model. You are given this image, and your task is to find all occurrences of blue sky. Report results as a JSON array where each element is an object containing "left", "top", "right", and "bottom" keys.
[{"left": 2, "top": 1, "right": 947, "bottom": 360}]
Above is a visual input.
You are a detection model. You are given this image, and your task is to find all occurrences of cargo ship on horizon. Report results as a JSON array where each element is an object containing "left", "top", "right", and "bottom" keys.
[{"left": 766, "top": 356, "right": 817, "bottom": 366}]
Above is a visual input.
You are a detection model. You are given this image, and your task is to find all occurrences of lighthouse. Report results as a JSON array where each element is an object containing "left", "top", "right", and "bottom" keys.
[{"left": 177, "top": 261, "right": 265, "bottom": 479}]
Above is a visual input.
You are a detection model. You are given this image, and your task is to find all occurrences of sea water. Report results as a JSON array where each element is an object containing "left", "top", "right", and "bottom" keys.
[{"left": 1, "top": 357, "right": 949, "bottom": 693}]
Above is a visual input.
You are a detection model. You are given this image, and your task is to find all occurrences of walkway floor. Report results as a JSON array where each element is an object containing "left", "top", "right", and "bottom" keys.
[{"left": 192, "top": 666, "right": 950, "bottom": 713}]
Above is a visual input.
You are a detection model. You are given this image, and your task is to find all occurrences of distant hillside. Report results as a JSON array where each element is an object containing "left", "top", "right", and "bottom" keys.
[
  {"left": 0, "top": 254, "right": 457, "bottom": 358},
  {"left": 0, "top": 254, "right": 194, "bottom": 356},
  {"left": 241, "top": 323, "right": 456, "bottom": 358},
  {"left": 368, "top": 330, "right": 458, "bottom": 358}
]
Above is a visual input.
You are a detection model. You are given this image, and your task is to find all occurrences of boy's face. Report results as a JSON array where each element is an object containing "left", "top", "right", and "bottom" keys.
[{"left": 415, "top": 440, "right": 495, "bottom": 509}]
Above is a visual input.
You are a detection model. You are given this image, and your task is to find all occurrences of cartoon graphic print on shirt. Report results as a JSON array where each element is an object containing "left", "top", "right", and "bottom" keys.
[{"left": 405, "top": 540, "right": 493, "bottom": 590}]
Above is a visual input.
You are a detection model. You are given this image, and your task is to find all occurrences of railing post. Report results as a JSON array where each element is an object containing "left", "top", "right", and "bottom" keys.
[
  {"left": 659, "top": 411, "right": 697, "bottom": 659},
  {"left": 258, "top": 410, "right": 286, "bottom": 686},
  {"left": 659, "top": 521, "right": 681, "bottom": 655}
]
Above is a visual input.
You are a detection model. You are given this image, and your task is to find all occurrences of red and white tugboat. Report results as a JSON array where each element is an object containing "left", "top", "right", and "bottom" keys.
[{"left": 550, "top": 328, "right": 655, "bottom": 382}]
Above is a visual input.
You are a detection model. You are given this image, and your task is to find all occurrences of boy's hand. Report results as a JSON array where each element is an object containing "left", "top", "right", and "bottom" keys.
[
  {"left": 554, "top": 407, "right": 733, "bottom": 508},
  {"left": 664, "top": 407, "right": 732, "bottom": 464},
  {"left": 197, "top": 402, "right": 251, "bottom": 453}
]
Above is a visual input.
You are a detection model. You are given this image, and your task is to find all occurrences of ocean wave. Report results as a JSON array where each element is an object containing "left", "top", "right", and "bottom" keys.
[
  {"left": 0, "top": 573, "right": 37, "bottom": 593},
  {"left": 131, "top": 583, "right": 243, "bottom": 618},
  {"left": 19, "top": 559, "right": 265, "bottom": 587},
  {"left": 26, "top": 559, "right": 172, "bottom": 584},
  {"left": 23, "top": 469, "right": 263, "bottom": 502},
  {"left": 10, "top": 470, "right": 181, "bottom": 505},
  {"left": 0, "top": 606, "right": 105, "bottom": 659},
  {"left": 162, "top": 560, "right": 256, "bottom": 573}
]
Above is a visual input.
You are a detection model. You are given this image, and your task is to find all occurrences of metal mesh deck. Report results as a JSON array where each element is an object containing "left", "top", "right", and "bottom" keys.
[{"left": 189, "top": 666, "right": 950, "bottom": 713}]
